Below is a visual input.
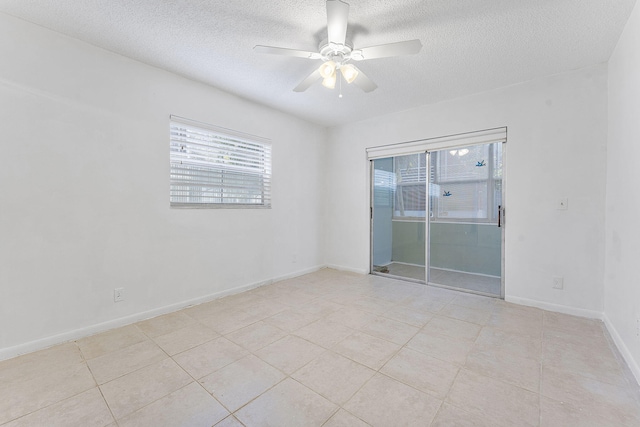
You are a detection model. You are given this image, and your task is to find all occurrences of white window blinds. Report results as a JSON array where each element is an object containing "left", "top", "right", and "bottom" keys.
[{"left": 170, "top": 117, "right": 271, "bottom": 208}]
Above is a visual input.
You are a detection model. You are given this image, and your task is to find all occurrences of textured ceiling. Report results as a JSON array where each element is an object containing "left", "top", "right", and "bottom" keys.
[{"left": 0, "top": 0, "right": 636, "bottom": 127}]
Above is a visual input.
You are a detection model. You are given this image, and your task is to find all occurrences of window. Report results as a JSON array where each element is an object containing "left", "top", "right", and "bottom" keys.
[
  {"left": 169, "top": 117, "right": 271, "bottom": 208},
  {"left": 394, "top": 153, "right": 427, "bottom": 218},
  {"left": 430, "top": 142, "right": 502, "bottom": 222},
  {"left": 390, "top": 143, "right": 503, "bottom": 222}
]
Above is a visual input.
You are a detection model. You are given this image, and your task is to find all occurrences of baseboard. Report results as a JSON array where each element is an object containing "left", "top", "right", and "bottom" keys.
[
  {"left": 0, "top": 265, "right": 325, "bottom": 362},
  {"left": 602, "top": 313, "right": 640, "bottom": 387},
  {"left": 326, "top": 264, "right": 369, "bottom": 275},
  {"left": 505, "top": 295, "right": 603, "bottom": 319},
  {"left": 271, "top": 265, "right": 325, "bottom": 282}
]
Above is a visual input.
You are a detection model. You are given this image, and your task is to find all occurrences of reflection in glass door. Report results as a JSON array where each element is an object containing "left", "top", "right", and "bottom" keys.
[
  {"left": 428, "top": 142, "right": 503, "bottom": 296},
  {"left": 371, "top": 153, "right": 427, "bottom": 282}
]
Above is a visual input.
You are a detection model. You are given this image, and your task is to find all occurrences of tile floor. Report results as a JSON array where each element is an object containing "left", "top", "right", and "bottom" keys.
[
  {"left": 383, "top": 263, "right": 501, "bottom": 296},
  {"left": 2, "top": 269, "right": 640, "bottom": 426}
]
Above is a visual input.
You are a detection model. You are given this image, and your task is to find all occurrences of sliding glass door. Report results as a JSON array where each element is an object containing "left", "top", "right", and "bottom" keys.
[
  {"left": 428, "top": 142, "right": 503, "bottom": 296},
  {"left": 370, "top": 138, "right": 505, "bottom": 297},
  {"left": 371, "top": 153, "right": 427, "bottom": 282}
]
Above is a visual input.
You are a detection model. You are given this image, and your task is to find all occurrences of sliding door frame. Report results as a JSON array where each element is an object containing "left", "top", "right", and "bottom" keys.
[{"left": 368, "top": 127, "right": 507, "bottom": 299}]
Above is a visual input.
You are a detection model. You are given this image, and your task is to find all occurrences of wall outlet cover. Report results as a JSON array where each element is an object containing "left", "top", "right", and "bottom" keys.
[
  {"left": 552, "top": 277, "right": 564, "bottom": 290},
  {"left": 114, "top": 287, "right": 124, "bottom": 302}
]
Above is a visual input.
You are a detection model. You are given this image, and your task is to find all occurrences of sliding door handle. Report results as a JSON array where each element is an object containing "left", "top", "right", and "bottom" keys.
[{"left": 498, "top": 205, "right": 502, "bottom": 228}]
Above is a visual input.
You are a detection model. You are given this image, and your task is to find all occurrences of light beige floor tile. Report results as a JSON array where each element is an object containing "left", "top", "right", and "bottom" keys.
[
  {"left": 431, "top": 402, "right": 508, "bottom": 427},
  {"left": 88, "top": 340, "right": 166, "bottom": 384},
  {"left": 543, "top": 326, "right": 611, "bottom": 351},
  {"left": 358, "top": 316, "right": 419, "bottom": 345},
  {"left": 474, "top": 326, "right": 542, "bottom": 360},
  {"left": 348, "top": 296, "right": 396, "bottom": 315},
  {"left": 153, "top": 322, "right": 219, "bottom": 356},
  {"left": 494, "top": 299, "right": 543, "bottom": 317},
  {"left": 215, "top": 415, "right": 245, "bottom": 427},
  {"left": 254, "top": 335, "right": 325, "bottom": 374},
  {"left": 406, "top": 330, "right": 475, "bottom": 365},
  {"left": 76, "top": 325, "right": 147, "bottom": 360},
  {"left": 487, "top": 306, "right": 543, "bottom": 338},
  {"left": 274, "top": 289, "right": 320, "bottom": 307},
  {"left": 541, "top": 365, "right": 640, "bottom": 413},
  {"left": 451, "top": 293, "right": 498, "bottom": 311},
  {"left": 543, "top": 311, "right": 605, "bottom": 337},
  {"left": 366, "top": 284, "right": 422, "bottom": 303},
  {"left": 136, "top": 311, "right": 196, "bottom": 338},
  {"left": 224, "top": 321, "right": 287, "bottom": 352},
  {"left": 292, "top": 351, "right": 376, "bottom": 405},
  {"left": 118, "top": 382, "right": 228, "bottom": 427},
  {"left": 182, "top": 300, "right": 230, "bottom": 320},
  {"left": 218, "top": 291, "right": 264, "bottom": 310},
  {"left": 465, "top": 347, "right": 540, "bottom": 392},
  {"left": 422, "top": 316, "right": 482, "bottom": 341},
  {"left": 262, "top": 308, "right": 322, "bottom": 332},
  {"left": 439, "top": 303, "right": 491, "bottom": 325},
  {"left": 323, "top": 409, "right": 370, "bottom": 427},
  {"left": 0, "top": 361, "right": 96, "bottom": 425},
  {"left": 401, "top": 293, "right": 453, "bottom": 313},
  {"left": 543, "top": 338, "right": 626, "bottom": 386},
  {"left": 235, "top": 378, "right": 337, "bottom": 427},
  {"left": 200, "top": 354, "right": 285, "bottom": 412},
  {"left": 2, "top": 387, "right": 112, "bottom": 427},
  {"left": 173, "top": 337, "right": 249, "bottom": 379},
  {"left": 243, "top": 299, "right": 288, "bottom": 318},
  {"left": 324, "top": 308, "right": 378, "bottom": 330},
  {"left": 294, "top": 299, "right": 344, "bottom": 317},
  {"left": 344, "top": 373, "right": 442, "bottom": 427},
  {"left": 381, "top": 305, "right": 433, "bottom": 327},
  {"left": 0, "top": 342, "right": 83, "bottom": 383},
  {"left": 332, "top": 331, "right": 400, "bottom": 370},
  {"left": 100, "top": 358, "right": 192, "bottom": 420},
  {"left": 447, "top": 369, "right": 539, "bottom": 427},
  {"left": 5, "top": 270, "right": 640, "bottom": 427},
  {"left": 199, "top": 309, "right": 264, "bottom": 335},
  {"left": 381, "top": 347, "right": 459, "bottom": 399},
  {"left": 540, "top": 395, "right": 640, "bottom": 427},
  {"left": 293, "top": 319, "right": 354, "bottom": 349}
]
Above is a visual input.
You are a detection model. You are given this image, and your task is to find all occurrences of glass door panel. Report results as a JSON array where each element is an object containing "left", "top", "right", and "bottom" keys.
[
  {"left": 372, "top": 153, "right": 427, "bottom": 282},
  {"left": 428, "top": 142, "right": 503, "bottom": 296}
]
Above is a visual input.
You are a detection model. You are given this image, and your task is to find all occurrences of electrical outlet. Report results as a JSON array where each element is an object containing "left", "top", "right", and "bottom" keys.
[
  {"left": 292, "top": 254, "right": 297, "bottom": 264},
  {"left": 552, "top": 277, "right": 564, "bottom": 290},
  {"left": 636, "top": 318, "right": 640, "bottom": 338},
  {"left": 114, "top": 288, "right": 124, "bottom": 302}
]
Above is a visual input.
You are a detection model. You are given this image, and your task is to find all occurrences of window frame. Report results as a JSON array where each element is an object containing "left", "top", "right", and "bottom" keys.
[
  {"left": 429, "top": 142, "right": 502, "bottom": 223},
  {"left": 169, "top": 116, "right": 272, "bottom": 209}
]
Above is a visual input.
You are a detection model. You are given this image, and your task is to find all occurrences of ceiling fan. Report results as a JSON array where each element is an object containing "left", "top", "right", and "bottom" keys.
[{"left": 254, "top": 0, "right": 422, "bottom": 94}]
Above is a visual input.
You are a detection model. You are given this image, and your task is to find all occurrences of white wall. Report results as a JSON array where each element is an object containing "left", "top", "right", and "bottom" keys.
[
  {"left": 605, "top": 0, "right": 640, "bottom": 383},
  {"left": 326, "top": 64, "right": 609, "bottom": 315},
  {"left": 0, "top": 13, "right": 326, "bottom": 358}
]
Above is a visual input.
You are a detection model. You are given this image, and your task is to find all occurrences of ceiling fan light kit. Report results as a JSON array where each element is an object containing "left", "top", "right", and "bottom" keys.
[{"left": 254, "top": 0, "right": 422, "bottom": 95}]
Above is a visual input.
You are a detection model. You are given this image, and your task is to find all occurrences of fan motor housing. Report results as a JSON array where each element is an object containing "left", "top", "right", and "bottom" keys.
[{"left": 319, "top": 39, "right": 354, "bottom": 62}]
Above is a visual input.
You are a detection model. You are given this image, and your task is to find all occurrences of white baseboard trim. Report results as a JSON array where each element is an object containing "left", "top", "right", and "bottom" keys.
[
  {"left": 271, "top": 265, "right": 325, "bottom": 283},
  {"left": 326, "top": 264, "right": 369, "bottom": 275},
  {"left": 505, "top": 296, "right": 603, "bottom": 320},
  {"left": 602, "top": 313, "right": 640, "bottom": 387},
  {"left": 0, "top": 265, "right": 325, "bottom": 362}
]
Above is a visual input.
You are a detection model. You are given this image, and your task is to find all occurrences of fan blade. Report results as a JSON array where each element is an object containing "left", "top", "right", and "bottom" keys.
[
  {"left": 293, "top": 69, "right": 322, "bottom": 92},
  {"left": 350, "top": 66, "right": 377, "bottom": 92},
  {"left": 327, "top": 0, "right": 349, "bottom": 46},
  {"left": 254, "top": 45, "right": 322, "bottom": 59},
  {"left": 352, "top": 39, "right": 422, "bottom": 61}
]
